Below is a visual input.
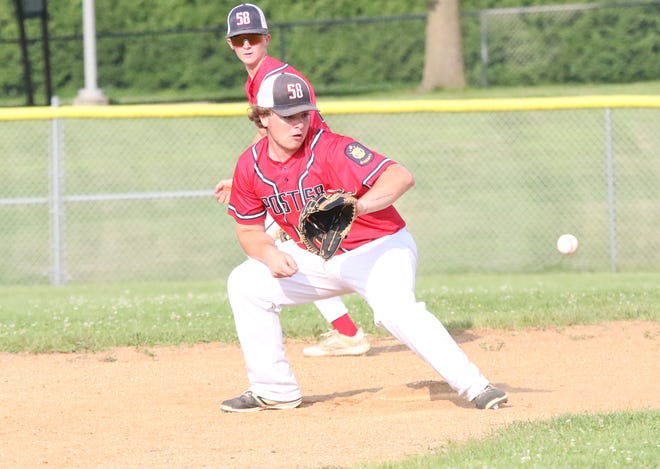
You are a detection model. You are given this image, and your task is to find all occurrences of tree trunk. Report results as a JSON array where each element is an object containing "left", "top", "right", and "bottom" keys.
[{"left": 420, "top": 0, "right": 465, "bottom": 91}]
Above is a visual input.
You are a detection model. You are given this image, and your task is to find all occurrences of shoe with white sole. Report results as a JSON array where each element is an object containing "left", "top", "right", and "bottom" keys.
[
  {"left": 472, "top": 384, "right": 508, "bottom": 409},
  {"left": 220, "top": 391, "right": 302, "bottom": 413},
  {"left": 303, "top": 328, "right": 371, "bottom": 357}
]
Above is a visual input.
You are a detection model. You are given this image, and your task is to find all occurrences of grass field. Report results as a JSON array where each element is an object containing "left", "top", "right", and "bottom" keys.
[
  {"left": 2, "top": 82, "right": 659, "bottom": 467},
  {"left": 2, "top": 271, "right": 659, "bottom": 352},
  {"left": 359, "top": 410, "right": 659, "bottom": 468},
  {"left": 1, "top": 273, "right": 658, "bottom": 467}
]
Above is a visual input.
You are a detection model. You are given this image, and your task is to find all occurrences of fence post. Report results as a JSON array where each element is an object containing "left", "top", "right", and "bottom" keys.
[
  {"left": 479, "top": 11, "right": 489, "bottom": 87},
  {"left": 277, "top": 24, "right": 288, "bottom": 63},
  {"left": 49, "top": 96, "right": 64, "bottom": 285},
  {"left": 604, "top": 108, "right": 618, "bottom": 273}
]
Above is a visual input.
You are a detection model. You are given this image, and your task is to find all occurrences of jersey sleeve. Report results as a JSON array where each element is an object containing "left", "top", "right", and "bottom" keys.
[
  {"left": 320, "top": 134, "right": 396, "bottom": 196},
  {"left": 227, "top": 147, "right": 267, "bottom": 226},
  {"left": 312, "top": 132, "right": 406, "bottom": 245}
]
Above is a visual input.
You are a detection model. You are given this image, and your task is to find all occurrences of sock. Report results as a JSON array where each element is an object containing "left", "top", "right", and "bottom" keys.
[{"left": 331, "top": 314, "right": 358, "bottom": 337}]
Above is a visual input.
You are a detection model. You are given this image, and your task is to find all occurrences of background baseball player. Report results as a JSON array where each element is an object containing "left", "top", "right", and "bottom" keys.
[
  {"left": 214, "top": 3, "right": 370, "bottom": 357},
  {"left": 220, "top": 72, "right": 508, "bottom": 412}
]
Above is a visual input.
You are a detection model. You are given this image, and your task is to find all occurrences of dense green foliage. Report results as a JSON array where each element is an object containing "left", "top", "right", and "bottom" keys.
[
  {"left": 461, "top": 3, "right": 660, "bottom": 86},
  {"left": 1, "top": 0, "right": 658, "bottom": 104}
]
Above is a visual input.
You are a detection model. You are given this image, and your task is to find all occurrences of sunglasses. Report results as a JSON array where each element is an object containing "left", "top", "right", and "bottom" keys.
[{"left": 230, "top": 34, "right": 264, "bottom": 47}]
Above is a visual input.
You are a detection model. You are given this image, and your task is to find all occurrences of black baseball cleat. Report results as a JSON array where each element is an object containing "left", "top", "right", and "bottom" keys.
[
  {"left": 473, "top": 384, "right": 508, "bottom": 410},
  {"left": 220, "top": 390, "right": 302, "bottom": 413}
]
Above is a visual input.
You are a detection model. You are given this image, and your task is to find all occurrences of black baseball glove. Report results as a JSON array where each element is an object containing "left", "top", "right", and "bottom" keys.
[{"left": 298, "top": 190, "right": 358, "bottom": 260}]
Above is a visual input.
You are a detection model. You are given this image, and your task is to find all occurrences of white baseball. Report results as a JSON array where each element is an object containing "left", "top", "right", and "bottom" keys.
[{"left": 556, "top": 234, "right": 578, "bottom": 255}]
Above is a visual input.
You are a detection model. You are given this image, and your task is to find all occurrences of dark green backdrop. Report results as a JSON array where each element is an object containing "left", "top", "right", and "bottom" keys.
[{"left": 1, "top": 0, "right": 658, "bottom": 104}]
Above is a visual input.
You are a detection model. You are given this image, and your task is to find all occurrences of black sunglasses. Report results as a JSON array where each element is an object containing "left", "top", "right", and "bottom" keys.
[{"left": 230, "top": 34, "right": 264, "bottom": 47}]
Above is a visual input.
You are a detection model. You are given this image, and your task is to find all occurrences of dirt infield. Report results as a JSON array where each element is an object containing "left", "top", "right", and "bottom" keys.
[{"left": 1, "top": 321, "right": 658, "bottom": 468}]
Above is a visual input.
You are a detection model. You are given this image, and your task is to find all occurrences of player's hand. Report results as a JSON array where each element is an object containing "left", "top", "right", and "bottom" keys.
[
  {"left": 214, "top": 178, "right": 233, "bottom": 205},
  {"left": 266, "top": 251, "right": 298, "bottom": 278}
]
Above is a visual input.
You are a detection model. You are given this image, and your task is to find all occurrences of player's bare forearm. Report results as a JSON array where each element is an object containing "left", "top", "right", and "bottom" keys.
[
  {"left": 236, "top": 223, "right": 276, "bottom": 257},
  {"left": 356, "top": 164, "right": 415, "bottom": 215},
  {"left": 236, "top": 223, "right": 298, "bottom": 277}
]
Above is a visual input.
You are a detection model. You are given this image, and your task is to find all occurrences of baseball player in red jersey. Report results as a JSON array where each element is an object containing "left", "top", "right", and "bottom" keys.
[
  {"left": 214, "top": 3, "right": 370, "bottom": 357},
  {"left": 220, "top": 72, "right": 508, "bottom": 412}
]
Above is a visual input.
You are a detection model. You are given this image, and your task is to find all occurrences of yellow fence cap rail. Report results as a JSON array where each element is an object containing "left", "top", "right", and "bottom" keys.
[
  {"left": 0, "top": 102, "right": 250, "bottom": 121},
  {"left": 0, "top": 95, "right": 659, "bottom": 121},
  {"left": 318, "top": 95, "right": 660, "bottom": 114}
]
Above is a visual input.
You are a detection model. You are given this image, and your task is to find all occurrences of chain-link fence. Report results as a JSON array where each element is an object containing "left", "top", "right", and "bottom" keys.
[
  {"left": 467, "top": 1, "right": 660, "bottom": 87},
  {"left": 1, "top": 97, "right": 659, "bottom": 285}
]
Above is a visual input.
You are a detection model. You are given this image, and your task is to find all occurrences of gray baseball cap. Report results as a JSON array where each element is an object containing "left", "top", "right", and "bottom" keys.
[
  {"left": 226, "top": 3, "right": 268, "bottom": 38},
  {"left": 257, "top": 73, "right": 319, "bottom": 117}
]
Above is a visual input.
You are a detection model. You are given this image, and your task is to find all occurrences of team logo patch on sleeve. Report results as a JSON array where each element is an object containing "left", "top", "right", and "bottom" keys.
[{"left": 344, "top": 142, "right": 373, "bottom": 166}]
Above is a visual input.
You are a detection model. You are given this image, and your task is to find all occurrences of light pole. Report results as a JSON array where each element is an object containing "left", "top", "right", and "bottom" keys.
[{"left": 74, "top": 0, "right": 108, "bottom": 105}]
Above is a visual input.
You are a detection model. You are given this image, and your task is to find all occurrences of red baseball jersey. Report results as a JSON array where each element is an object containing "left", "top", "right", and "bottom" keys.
[
  {"left": 228, "top": 129, "right": 406, "bottom": 253},
  {"left": 246, "top": 55, "right": 329, "bottom": 131}
]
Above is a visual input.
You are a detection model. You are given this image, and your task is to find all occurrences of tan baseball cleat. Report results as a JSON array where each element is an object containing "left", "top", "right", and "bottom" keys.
[{"left": 303, "top": 328, "right": 371, "bottom": 357}]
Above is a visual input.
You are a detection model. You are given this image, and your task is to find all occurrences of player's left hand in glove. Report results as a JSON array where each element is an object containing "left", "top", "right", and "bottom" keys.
[{"left": 298, "top": 190, "right": 358, "bottom": 260}]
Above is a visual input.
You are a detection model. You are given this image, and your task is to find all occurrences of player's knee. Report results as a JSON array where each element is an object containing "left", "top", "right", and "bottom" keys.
[
  {"left": 371, "top": 303, "right": 400, "bottom": 327},
  {"left": 372, "top": 300, "right": 425, "bottom": 328},
  {"left": 227, "top": 263, "right": 253, "bottom": 298},
  {"left": 227, "top": 261, "right": 279, "bottom": 309}
]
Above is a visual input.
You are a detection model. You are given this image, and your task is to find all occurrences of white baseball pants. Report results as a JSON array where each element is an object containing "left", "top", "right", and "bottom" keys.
[
  {"left": 266, "top": 213, "right": 348, "bottom": 323},
  {"left": 227, "top": 228, "right": 489, "bottom": 403}
]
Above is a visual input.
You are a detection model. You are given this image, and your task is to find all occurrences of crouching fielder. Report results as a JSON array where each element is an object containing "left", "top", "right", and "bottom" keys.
[{"left": 222, "top": 72, "right": 508, "bottom": 413}]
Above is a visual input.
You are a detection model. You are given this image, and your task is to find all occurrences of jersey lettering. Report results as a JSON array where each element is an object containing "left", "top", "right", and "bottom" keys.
[
  {"left": 285, "top": 190, "right": 304, "bottom": 211},
  {"left": 303, "top": 185, "right": 324, "bottom": 201},
  {"left": 262, "top": 194, "right": 290, "bottom": 215},
  {"left": 259, "top": 185, "right": 324, "bottom": 218}
]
